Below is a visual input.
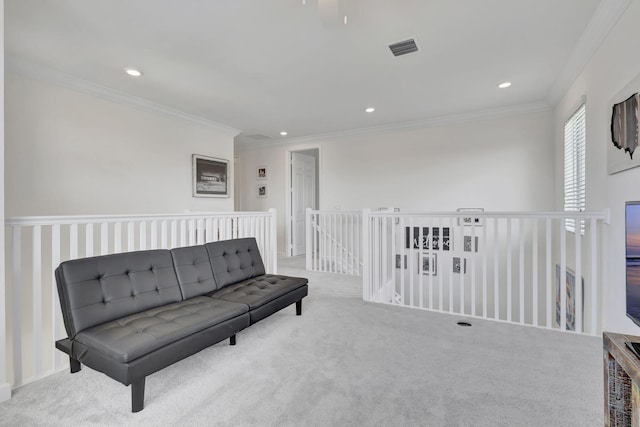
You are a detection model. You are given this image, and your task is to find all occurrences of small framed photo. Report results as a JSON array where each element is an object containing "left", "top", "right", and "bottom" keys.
[
  {"left": 257, "top": 166, "right": 267, "bottom": 180},
  {"left": 464, "top": 236, "right": 479, "bottom": 252},
  {"left": 405, "top": 227, "right": 451, "bottom": 251},
  {"left": 453, "top": 257, "right": 467, "bottom": 274},
  {"left": 395, "top": 254, "right": 408, "bottom": 269},
  {"left": 555, "top": 265, "right": 584, "bottom": 331},
  {"left": 192, "top": 154, "right": 229, "bottom": 198},
  {"left": 420, "top": 253, "right": 437, "bottom": 276},
  {"left": 457, "top": 208, "right": 484, "bottom": 227},
  {"left": 257, "top": 183, "right": 267, "bottom": 198}
]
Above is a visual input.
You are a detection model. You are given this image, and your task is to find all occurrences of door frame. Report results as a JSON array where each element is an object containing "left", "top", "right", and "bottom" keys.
[
  {"left": 233, "top": 155, "right": 241, "bottom": 211},
  {"left": 285, "top": 144, "right": 321, "bottom": 257}
]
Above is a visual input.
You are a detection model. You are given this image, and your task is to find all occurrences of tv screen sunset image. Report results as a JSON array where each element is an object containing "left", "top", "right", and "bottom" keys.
[{"left": 627, "top": 203, "right": 640, "bottom": 322}]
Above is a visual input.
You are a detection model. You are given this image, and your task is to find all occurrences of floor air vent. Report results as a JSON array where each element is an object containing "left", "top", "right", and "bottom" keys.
[{"left": 388, "top": 38, "right": 418, "bottom": 56}]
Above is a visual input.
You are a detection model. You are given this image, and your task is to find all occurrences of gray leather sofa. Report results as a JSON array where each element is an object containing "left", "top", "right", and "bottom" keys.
[{"left": 54, "top": 237, "right": 308, "bottom": 412}]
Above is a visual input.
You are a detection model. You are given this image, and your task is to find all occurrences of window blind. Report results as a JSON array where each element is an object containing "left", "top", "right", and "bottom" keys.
[{"left": 564, "top": 103, "right": 586, "bottom": 234}]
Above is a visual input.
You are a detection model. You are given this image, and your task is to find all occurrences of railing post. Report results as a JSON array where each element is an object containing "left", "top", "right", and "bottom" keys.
[
  {"left": 305, "top": 208, "right": 312, "bottom": 270},
  {"left": 269, "top": 208, "right": 278, "bottom": 274},
  {"left": 362, "top": 209, "right": 371, "bottom": 301},
  {"left": 0, "top": 200, "right": 8, "bottom": 401}
]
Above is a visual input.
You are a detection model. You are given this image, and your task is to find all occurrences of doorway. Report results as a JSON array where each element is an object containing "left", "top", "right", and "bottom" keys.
[{"left": 286, "top": 148, "right": 319, "bottom": 257}]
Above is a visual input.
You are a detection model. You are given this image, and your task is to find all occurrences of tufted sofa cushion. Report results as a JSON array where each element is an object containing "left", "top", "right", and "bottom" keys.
[
  {"left": 205, "top": 238, "right": 266, "bottom": 288},
  {"left": 171, "top": 245, "right": 218, "bottom": 298},
  {"left": 74, "top": 296, "right": 248, "bottom": 363},
  {"left": 55, "top": 250, "right": 182, "bottom": 338},
  {"left": 208, "top": 274, "right": 308, "bottom": 310}
]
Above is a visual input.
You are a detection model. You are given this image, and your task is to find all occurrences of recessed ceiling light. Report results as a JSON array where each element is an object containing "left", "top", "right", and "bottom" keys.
[
  {"left": 280, "top": 131, "right": 288, "bottom": 136},
  {"left": 365, "top": 107, "right": 375, "bottom": 113},
  {"left": 498, "top": 82, "right": 511, "bottom": 89},
  {"left": 125, "top": 68, "right": 143, "bottom": 77}
]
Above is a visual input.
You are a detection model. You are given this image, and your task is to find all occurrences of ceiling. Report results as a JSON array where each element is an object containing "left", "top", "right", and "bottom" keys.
[{"left": 6, "top": 0, "right": 611, "bottom": 146}]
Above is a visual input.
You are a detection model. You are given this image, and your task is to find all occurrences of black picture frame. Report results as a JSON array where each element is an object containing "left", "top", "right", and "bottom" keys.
[
  {"left": 192, "top": 154, "right": 229, "bottom": 198},
  {"left": 404, "top": 227, "right": 451, "bottom": 250}
]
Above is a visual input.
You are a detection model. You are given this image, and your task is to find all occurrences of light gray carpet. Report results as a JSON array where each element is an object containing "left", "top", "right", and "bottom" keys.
[{"left": 0, "top": 256, "right": 602, "bottom": 426}]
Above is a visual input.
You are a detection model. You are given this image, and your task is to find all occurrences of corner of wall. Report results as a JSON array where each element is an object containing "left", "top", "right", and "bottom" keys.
[
  {"left": 0, "top": 383, "right": 11, "bottom": 403},
  {"left": 0, "top": 0, "right": 10, "bottom": 402}
]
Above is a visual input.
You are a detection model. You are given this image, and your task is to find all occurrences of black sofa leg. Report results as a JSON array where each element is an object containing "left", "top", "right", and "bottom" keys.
[
  {"left": 296, "top": 300, "right": 302, "bottom": 316},
  {"left": 230, "top": 334, "right": 236, "bottom": 346},
  {"left": 69, "top": 357, "right": 81, "bottom": 373},
  {"left": 131, "top": 378, "right": 145, "bottom": 413}
]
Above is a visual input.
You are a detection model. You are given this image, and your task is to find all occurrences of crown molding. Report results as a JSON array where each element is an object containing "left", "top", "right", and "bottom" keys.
[
  {"left": 546, "top": 0, "right": 632, "bottom": 104},
  {"left": 235, "top": 101, "right": 551, "bottom": 152},
  {"left": 6, "top": 56, "right": 241, "bottom": 137}
]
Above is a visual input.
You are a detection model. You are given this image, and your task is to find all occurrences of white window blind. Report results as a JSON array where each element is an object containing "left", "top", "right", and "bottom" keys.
[{"left": 564, "top": 103, "right": 586, "bottom": 234}]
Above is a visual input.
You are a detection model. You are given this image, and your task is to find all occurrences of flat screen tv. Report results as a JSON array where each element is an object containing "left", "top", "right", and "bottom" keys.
[{"left": 626, "top": 201, "right": 640, "bottom": 326}]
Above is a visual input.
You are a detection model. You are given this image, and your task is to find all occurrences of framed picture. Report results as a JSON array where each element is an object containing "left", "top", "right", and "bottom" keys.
[
  {"left": 608, "top": 71, "right": 640, "bottom": 174},
  {"left": 405, "top": 227, "right": 451, "bottom": 251},
  {"left": 420, "top": 253, "right": 437, "bottom": 276},
  {"left": 257, "top": 183, "right": 267, "bottom": 198},
  {"left": 395, "top": 254, "right": 408, "bottom": 269},
  {"left": 457, "top": 208, "right": 484, "bottom": 226},
  {"left": 257, "top": 166, "right": 267, "bottom": 180},
  {"left": 452, "top": 257, "right": 467, "bottom": 274},
  {"left": 555, "top": 265, "right": 584, "bottom": 331},
  {"left": 464, "top": 236, "right": 479, "bottom": 252},
  {"left": 192, "top": 154, "right": 229, "bottom": 198}
]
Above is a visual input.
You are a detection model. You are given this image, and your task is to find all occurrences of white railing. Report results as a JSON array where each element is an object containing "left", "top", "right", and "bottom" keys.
[
  {"left": 4, "top": 209, "right": 277, "bottom": 389},
  {"left": 362, "top": 210, "right": 609, "bottom": 336},
  {"left": 306, "top": 209, "right": 362, "bottom": 275}
]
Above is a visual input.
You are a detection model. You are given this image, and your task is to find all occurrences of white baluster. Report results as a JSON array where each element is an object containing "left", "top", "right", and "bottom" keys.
[
  {"left": 560, "top": 219, "right": 567, "bottom": 331},
  {"left": 100, "top": 223, "right": 109, "bottom": 255},
  {"left": 139, "top": 221, "right": 147, "bottom": 250},
  {"left": 85, "top": 223, "right": 94, "bottom": 257},
  {"left": 32, "top": 225, "right": 42, "bottom": 379},
  {"left": 532, "top": 220, "right": 538, "bottom": 327},
  {"left": 506, "top": 218, "right": 512, "bottom": 322},
  {"left": 151, "top": 221, "right": 158, "bottom": 249},
  {"left": 519, "top": 218, "right": 525, "bottom": 324},
  {"left": 114, "top": 222, "right": 122, "bottom": 253},
  {"left": 545, "top": 218, "right": 552, "bottom": 328},
  {"left": 12, "top": 226, "right": 23, "bottom": 386},
  {"left": 127, "top": 222, "right": 135, "bottom": 251},
  {"left": 51, "top": 224, "right": 63, "bottom": 370}
]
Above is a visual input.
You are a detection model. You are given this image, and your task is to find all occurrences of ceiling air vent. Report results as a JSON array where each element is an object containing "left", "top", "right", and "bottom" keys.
[
  {"left": 246, "top": 134, "right": 271, "bottom": 141},
  {"left": 388, "top": 38, "right": 418, "bottom": 57}
]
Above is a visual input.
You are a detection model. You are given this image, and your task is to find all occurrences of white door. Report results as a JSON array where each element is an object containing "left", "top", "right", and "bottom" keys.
[{"left": 291, "top": 152, "right": 316, "bottom": 256}]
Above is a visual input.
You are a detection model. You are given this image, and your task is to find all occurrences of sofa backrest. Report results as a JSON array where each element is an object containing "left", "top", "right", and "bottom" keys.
[
  {"left": 170, "top": 245, "right": 218, "bottom": 298},
  {"left": 205, "top": 238, "right": 266, "bottom": 288},
  {"left": 55, "top": 250, "right": 182, "bottom": 338}
]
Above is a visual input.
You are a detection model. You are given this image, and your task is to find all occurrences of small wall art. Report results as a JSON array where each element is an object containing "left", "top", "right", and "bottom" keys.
[
  {"left": 608, "top": 72, "right": 640, "bottom": 174},
  {"left": 405, "top": 227, "right": 451, "bottom": 251},
  {"left": 192, "top": 154, "right": 229, "bottom": 198},
  {"left": 464, "top": 236, "right": 479, "bottom": 252},
  {"left": 257, "top": 166, "right": 267, "bottom": 180},
  {"left": 457, "top": 208, "right": 484, "bottom": 226},
  {"left": 395, "top": 254, "right": 408, "bottom": 269},
  {"left": 555, "top": 265, "right": 584, "bottom": 331},
  {"left": 257, "top": 183, "right": 267, "bottom": 198},
  {"left": 420, "top": 253, "right": 437, "bottom": 276},
  {"left": 452, "top": 257, "right": 466, "bottom": 274}
]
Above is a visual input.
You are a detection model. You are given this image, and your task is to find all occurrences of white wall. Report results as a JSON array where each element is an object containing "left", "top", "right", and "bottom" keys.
[
  {"left": 555, "top": 0, "right": 640, "bottom": 334},
  {"left": 237, "top": 109, "right": 555, "bottom": 253},
  {"left": 5, "top": 72, "right": 236, "bottom": 217},
  {"left": 0, "top": 0, "right": 12, "bottom": 404}
]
